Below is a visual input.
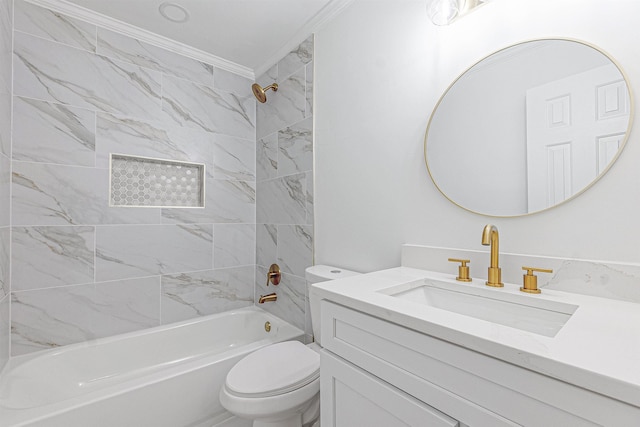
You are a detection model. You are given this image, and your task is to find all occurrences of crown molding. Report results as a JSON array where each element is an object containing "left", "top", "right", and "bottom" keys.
[
  {"left": 253, "top": 0, "right": 355, "bottom": 78},
  {"left": 24, "top": 0, "right": 255, "bottom": 79}
]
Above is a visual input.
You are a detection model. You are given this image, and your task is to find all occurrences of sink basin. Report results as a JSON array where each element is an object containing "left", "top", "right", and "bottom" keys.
[{"left": 380, "top": 279, "right": 578, "bottom": 337}]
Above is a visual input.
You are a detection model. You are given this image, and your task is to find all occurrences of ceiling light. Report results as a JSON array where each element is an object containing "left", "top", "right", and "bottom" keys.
[
  {"left": 426, "top": 0, "right": 491, "bottom": 26},
  {"left": 159, "top": 2, "right": 190, "bottom": 23}
]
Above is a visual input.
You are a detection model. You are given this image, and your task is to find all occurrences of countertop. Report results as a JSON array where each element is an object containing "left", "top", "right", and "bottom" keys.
[{"left": 311, "top": 266, "right": 640, "bottom": 408}]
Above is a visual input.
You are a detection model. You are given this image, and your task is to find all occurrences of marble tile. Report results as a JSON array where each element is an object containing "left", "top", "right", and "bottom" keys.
[
  {"left": 12, "top": 226, "right": 94, "bottom": 291},
  {"left": 214, "top": 67, "right": 253, "bottom": 98},
  {"left": 0, "top": 153, "right": 9, "bottom": 226},
  {"left": 12, "top": 161, "right": 161, "bottom": 225},
  {"left": 95, "top": 224, "right": 213, "bottom": 281},
  {"left": 0, "top": 227, "right": 8, "bottom": 298},
  {"left": 0, "top": 294, "right": 9, "bottom": 371},
  {"left": 0, "top": 87, "right": 10, "bottom": 157},
  {"left": 257, "top": 133, "right": 278, "bottom": 181},
  {"left": 97, "top": 28, "right": 213, "bottom": 86},
  {"left": 15, "top": 0, "right": 97, "bottom": 52},
  {"left": 255, "top": 266, "right": 305, "bottom": 331},
  {"left": 14, "top": 32, "right": 162, "bottom": 120},
  {"left": 161, "top": 175, "right": 255, "bottom": 224},
  {"left": 305, "top": 171, "right": 314, "bottom": 225},
  {"left": 95, "top": 112, "right": 213, "bottom": 169},
  {"left": 256, "top": 224, "right": 277, "bottom": 268},
  {"left": 278, "top": 36, "right": 313, "bottom": 80},
  {"left": 543, "top": 260, "right": 640, "bottom": 304},
  {"left": 91, "top": 277, "right": 161, "bottom": 337},
  {"left": 305, "top": 62, "right": 314, "bottom": 118},
  {"left": 278, "top": 117, "right": 313, "bottom": 177},
  {"left": 13, "top": 96, "right": 96, "bottom": 166},
  {"left": 11, "top": 276, "right": 161, "bottom": 356},
  {"left": 11, "top": 284, "right": 96, "bottom": 355},
  {"left": 208, "top": 180, "right": 256, "bottom": 224},
  {"left": 277, "top": 225, "right": 313, "bottom": 278},
  {"left": 256, "top": 68, "right": 305, "bottom": 139},
  {"left": 212, "top": 134, "right": 255, "bottom": 181},
  {"left": 214, "top": 224, "right": 255, "bottom": 268},
  {"left": 162, "top": 76, "right": 256, "bottom": 140},
  {"left": 0, "top": 0, "right": 10, "bottom": 163},
  {"left": 256, "top": 173, "right": 306, "bottom": 224},
  {"left": 0, "top": 0, "right": 14, "bottom": 94},
  {"left": 257, "top": 64, "right": 278, "bottom": 87},
  {"left": 161, "top": 266, "right": 254, "bottom": 324}
]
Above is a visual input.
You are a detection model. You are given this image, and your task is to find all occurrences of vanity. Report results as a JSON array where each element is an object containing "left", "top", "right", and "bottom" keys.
[{"left": 312, "top": 246, "right": 640, "bottom": 426}]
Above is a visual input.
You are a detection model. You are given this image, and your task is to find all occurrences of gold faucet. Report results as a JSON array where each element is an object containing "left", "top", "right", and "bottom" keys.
[
  {"left": 258, "top": 293, "right": 277, "bottom": 303},
  {"left": 481, "top": 224, "right": 503, "bottom": 287}
]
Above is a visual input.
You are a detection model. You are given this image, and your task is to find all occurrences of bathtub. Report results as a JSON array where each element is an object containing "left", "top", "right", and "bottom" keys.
[{"left": 0, "top": 307, "right": 303, "bottom": 427}]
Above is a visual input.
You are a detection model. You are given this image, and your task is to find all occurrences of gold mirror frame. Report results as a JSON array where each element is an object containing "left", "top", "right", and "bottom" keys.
[{"left": 424, "top": 38, "right": 634, "bottom": 218}]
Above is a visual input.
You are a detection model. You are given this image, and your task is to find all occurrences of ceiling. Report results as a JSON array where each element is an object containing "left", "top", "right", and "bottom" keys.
[{"left": 56, "top": 0, "right": 348, "bottom": 75}]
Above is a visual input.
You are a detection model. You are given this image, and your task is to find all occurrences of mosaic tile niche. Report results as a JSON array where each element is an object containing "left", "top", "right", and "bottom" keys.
[{"left": 110, "top": 154, "right": 205, "bottom": 208}]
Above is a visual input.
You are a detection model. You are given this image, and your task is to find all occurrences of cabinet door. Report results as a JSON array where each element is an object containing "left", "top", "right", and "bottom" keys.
[{"left": 321, "top": 351, "right": 459, "bottom": 427}]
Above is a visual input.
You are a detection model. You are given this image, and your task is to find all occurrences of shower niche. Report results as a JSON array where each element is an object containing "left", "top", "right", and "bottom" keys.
[{"left": 109, "top": 154, "right": 205, "bottom": 208}]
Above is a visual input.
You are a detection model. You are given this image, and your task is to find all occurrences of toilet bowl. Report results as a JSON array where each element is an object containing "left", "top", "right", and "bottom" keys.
[{"left": 219, "top": 265, "right": 360, "bottom": 427}]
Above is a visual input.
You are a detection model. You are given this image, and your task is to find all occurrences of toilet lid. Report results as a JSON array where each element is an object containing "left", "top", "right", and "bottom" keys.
[{"left": 225, "top": 341, "right": 320, "bottom": 398}]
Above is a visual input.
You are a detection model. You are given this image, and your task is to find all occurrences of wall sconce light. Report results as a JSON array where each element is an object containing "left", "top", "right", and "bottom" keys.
[{"left": 427, "top": 0, "right": 491, "bottom": 25}]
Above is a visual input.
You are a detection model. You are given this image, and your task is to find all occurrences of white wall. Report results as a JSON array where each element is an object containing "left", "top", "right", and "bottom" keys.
[{"left": 315, "top": 0, "right": 640, "bottom": 272}]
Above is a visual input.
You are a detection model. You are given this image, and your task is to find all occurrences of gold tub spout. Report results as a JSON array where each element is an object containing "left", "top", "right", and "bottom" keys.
[
  {"left": 481, "top": 224, "right": 503, "bottom": 287},
  {"left": 258, "top": 293, "right": 277, "bottom": 304}
]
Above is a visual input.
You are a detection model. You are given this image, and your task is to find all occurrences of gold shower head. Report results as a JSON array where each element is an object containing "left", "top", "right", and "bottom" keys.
[{"left": 252, "top": 83, "right": 278, "bottom": 103}]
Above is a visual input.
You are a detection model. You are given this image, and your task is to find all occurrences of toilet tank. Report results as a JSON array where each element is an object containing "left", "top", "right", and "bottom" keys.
[{"left": 306, "top": 265, "right": 360, "bottom": 346}]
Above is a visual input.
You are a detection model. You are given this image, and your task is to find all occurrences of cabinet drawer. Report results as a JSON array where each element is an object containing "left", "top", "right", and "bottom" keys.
[
  {"left": 321, "top": 351, "right": 459, "bottom": 427},
  {"left": 321, "top": 301, "right": 639, "bottom": 426}
]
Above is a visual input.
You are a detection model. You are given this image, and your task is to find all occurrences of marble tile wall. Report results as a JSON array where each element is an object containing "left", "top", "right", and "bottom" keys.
[
  {"left": 0, "top": 0, "right": 11, "bottom": 372},
  {"left": 255, "top": 36, "right": 315, "bottom": 341},
  {"left": 9, "top": 0, "right": 257, "bottom": 356}
]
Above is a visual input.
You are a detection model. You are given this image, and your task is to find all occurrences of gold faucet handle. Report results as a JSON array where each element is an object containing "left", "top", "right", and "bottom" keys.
[
  {"left": 520, "top": 266, "right": 553, "bottom": 294},
  {"left": 266, "top": 264, "right": 281, "bottom": 286},
  {"left": 448, "top": 258, "right": 472, "bottom": 282}
]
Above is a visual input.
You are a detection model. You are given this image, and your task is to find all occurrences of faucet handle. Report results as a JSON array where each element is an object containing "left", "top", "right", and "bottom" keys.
[
  {"left": 520, "top": 266, "right": 553, "bottom": 294},
  {"left": 448, "top": 258, "right": 472, "bottom": 282},
  {"left": 266, "top": 264, "right": 281, "bottom": 286}
]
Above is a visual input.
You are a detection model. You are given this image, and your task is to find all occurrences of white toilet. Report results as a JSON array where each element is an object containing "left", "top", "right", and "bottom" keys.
[{"left": 219, "top": 265, "right": 359, "bottom": 427}]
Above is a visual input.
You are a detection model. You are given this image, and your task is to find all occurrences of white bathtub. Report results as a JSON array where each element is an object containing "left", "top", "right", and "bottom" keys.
[{"left": 0, "top": 307, "right": 303, "bottom": 427}]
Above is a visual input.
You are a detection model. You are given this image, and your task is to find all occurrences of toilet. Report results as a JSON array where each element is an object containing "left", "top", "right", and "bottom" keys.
[{"left": 219, "top": 265, "right": 360, "bottom": 427}]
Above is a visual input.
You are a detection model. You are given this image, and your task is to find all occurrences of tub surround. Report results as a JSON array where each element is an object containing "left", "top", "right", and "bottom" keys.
[
  {"left": 7, "top": 0, "right": 258, "bottom": 357},
  {"left": 255, "top": 36, "right": 315, "bottom": 339},
  {"left": 0, "top": 0, "right": 12, "bottom": 373},
  {"left": 312, "top": 245, "right": 640, "bottom": 412},
  {"left": 4, "top": 0, "right": 318, "bottom": 360}
]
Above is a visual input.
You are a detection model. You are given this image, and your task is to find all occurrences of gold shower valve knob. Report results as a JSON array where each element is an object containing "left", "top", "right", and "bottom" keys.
[
  {"left": 266, "top": 264, "right": 281, "bottom": 286},
  {"left": 448, "top": 258, "right": 472, "bottom": 282},
  {"left": 520, "top": 266, "right": 553, "bottom": 294}
]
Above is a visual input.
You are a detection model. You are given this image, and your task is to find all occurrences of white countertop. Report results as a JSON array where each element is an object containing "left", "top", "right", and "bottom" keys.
[{"left": 312, "top": 267, "right": 640, "bottom": 408}]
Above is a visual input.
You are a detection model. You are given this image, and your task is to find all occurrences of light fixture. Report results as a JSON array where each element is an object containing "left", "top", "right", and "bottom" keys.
[
  {"left": 426, "top": 0, "right": 491, "bottom": 26},
  {"left": 159, "top": 2, "right": 190, "bottom": 23}
]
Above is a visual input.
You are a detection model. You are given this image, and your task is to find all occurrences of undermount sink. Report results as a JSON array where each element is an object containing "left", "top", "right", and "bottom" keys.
[{"left": 379, "top": 279, "right": 578, "bottom": 337}]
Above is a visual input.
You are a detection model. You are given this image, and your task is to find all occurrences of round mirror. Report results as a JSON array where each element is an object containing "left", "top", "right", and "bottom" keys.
[{"left": 425, "top": 39, "right": 633, "bottom": 217}]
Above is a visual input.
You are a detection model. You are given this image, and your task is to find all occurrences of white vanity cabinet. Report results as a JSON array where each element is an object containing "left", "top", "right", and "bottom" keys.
[
  {"left": 321, "top": 351, "right": 461, "bottom": 427},
  {"left": 320, "top": 300, "right": 640, "bottom": 427}
]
